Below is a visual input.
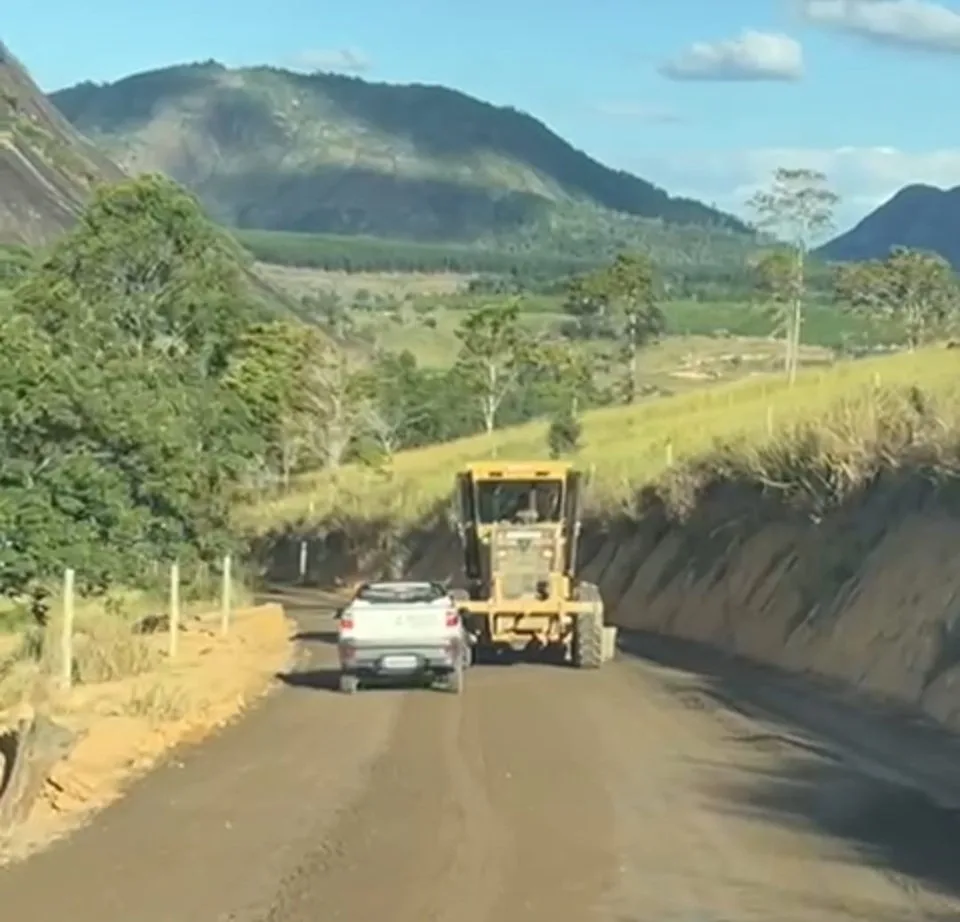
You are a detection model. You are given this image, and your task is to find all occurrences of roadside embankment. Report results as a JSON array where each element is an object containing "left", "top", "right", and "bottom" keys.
[
  {"left": 253, "top": 375, "right": 960, "bottom": 743},
  {"left": 0, "top": 602, "right": 294, "bottom": 864}
]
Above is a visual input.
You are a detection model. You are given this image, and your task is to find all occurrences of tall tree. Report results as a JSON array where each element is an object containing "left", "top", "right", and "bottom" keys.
[
  {"left": 453, "top": 299, "right": 535, "bottom": 435},
  {"left": 0, "top": 175, "right": 268, "bottom": 601},
  {"left": 352, "top": 350, "right": 434, "bottom": 469},
  {"left": 747, "top": 168, "right": 839, "bottom": 384},
  {"left": 16, "top": 173, "right": 260, "bottom": 378},
  {"left": 750, "top": 247, "right": 803, "bottom": 373},
  {"left": 602, "top": 252, "right": 665, "bottom": 403},
  {"left": 224, "top": 320, "right": 323, "bottom": 489}
]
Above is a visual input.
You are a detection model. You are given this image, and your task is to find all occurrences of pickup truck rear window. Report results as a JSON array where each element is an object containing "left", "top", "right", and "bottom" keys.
[{"left": 354, "top": 582, "right": 447, "bottom": 605}]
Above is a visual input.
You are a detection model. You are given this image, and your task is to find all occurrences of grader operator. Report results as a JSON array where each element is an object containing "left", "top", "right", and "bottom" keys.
[{"left": 451, "top": 460, "right": 615, "bottom": 668}]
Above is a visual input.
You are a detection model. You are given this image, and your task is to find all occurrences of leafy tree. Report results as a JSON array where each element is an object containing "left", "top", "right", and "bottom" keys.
[
  {"left": 563, "top": 252, "right": 664, "bottom": 402},
  {"left": 602, "top": 253, "right": 665, "bottom": 403},
  {"left": 353, "top": 350, "right": 434, "bottom": 470},
  {"left": 833, "top": 246, "right": 959, "bottom": 349},
  {"left": 560, "top": 272, "right": 617, "bottom": 340},
  {"left": 750, "top": 247, "right": 803, "bottom": 373},
  {"left": 0, "top": 174, "right": 267, "bottom": 607},
  {"left": 530, "top": 339, "right": 595, "bottom": 417},
  {"left": 17, "top": 173, "right": 261, "bottom": 377},
  {"left": 301, "top": 344, "right": 371, "bottom": 472},
  {"left": 747, "top": 168, "right": 839, "bottom": 384},
  {"left": 547, "top": 411, "right": 582, "bottom": 458},
  {"left": 453, "top": 299, "right": 537, "bottom": 434},
  {"left": 224, "top": 320, "right": 325, "bottom": 488}
]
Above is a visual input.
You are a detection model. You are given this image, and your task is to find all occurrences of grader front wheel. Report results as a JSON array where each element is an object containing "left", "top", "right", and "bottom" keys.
[
  {"left": 572, "top": 610, "right": 604, "bottom": 669},
  {"left": 572, "top": 581, "right": 608, "bottom": 669}
]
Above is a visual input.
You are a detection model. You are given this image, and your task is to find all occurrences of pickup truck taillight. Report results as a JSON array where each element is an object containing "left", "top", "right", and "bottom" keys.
[
  {"left": 445, "top": 609, "right": 459, "bottom": 628},
  {"left": 339, "top": 615, "right": 354, "bottom": 630}
]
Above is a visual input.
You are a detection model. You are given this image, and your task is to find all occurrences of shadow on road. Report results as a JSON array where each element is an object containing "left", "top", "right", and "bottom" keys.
[
  {"left": 275, "top": 668, "right": 342, "bottom": 692},
  {"left": 619, "top": 629, "right": 960, "bottom": 902},
  {"left": 293, "top": 630, "right": 339, "bottom": 645}
]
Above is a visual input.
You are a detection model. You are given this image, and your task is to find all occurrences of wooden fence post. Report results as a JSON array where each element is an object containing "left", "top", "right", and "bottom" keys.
[
  {"left": 169, "top": 561, "right": 180, "bottom": 659},
  {"left": 298, "top": 539, "right": 308, "bottom": 584},
  {"left": 220, "top": 554, "right": 232, "bottom": 636},
  {"left": 59, "top": 568, "right": 75, "bottom": 691}
]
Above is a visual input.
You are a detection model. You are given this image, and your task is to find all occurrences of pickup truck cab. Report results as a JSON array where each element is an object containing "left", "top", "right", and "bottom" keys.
[{"left": 335, "top": 580, "right": 470, "bottom": 694}]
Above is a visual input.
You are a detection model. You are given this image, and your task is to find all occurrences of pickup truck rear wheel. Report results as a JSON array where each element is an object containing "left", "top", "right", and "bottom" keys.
[
  {"left": 339, "top": 673, "right": 359, "bottom": 694},
  {"left": 440, "top": 662, "right": 464, "bottom": 694}
]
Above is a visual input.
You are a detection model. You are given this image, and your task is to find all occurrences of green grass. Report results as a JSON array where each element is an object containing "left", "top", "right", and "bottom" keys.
[
  {"left": 238, "top": 345, "right": 957, "bottom": 535},
  {"left": 664, "top": 299, "right": 900, "bottom": 349},
  {"left": 353, "top": 296, "right": 896, "bottom": 373}
]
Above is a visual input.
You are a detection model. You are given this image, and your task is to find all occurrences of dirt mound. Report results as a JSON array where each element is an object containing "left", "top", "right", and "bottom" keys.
[{"left": 259, "top": 467, "right": 960, "bottom": 738}]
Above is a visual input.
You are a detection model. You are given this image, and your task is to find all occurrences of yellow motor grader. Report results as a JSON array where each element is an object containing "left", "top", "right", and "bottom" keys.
[{"left": 450, "top": 460, "right": 616, "bottom": 667}]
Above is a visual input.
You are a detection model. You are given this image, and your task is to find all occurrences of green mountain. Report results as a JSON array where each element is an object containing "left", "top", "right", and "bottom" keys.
[
  {"left": 819, "top": 184, "right": 960, "bottom": 269},
  {"left": 50, "top": 62, "right": 750, "bottom": 260},
  {"left": 0, "top": 41, "right": 310, "bottom": 320},
  {"left": 0, "top": 41, "right": 125, "bottom": 245}
]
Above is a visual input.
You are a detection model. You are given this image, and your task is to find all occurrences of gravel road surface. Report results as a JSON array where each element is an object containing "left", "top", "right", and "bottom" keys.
[{"left": 2, "top": 586, "right": 959, "bottom": 922}]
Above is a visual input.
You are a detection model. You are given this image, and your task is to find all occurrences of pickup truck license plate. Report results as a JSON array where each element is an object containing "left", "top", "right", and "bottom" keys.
[{"left": 381, "top": 654, "right": 418, "bottom": 671}]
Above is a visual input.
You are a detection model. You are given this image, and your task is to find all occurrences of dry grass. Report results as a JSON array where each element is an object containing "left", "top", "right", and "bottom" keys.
[
  {"left": 238, "top": 346, "right": 960, "bottom": 533},
  {"left": 0, "top": 584, "right": 253, "bottom": 714}
]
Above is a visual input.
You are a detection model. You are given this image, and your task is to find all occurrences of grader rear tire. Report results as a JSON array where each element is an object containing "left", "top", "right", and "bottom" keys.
[
  {"left": 572, "top": 582, "right": 604, "bottom": 669},
  {"left": 573, "top": 610, "right": 603, "bottom": 669}
]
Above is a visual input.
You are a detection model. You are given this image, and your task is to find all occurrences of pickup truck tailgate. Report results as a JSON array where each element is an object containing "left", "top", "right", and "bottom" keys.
[{"left": 342, "top": 600, "right": 453, "bottom": 644}]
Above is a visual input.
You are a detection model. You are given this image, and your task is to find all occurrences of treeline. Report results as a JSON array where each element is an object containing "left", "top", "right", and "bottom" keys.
[
  {"left": 235, "top": 223, "right": 843, "bottom": 305},
  {"left": 0, "top": 176, "right": 623, "bottom": 609},
  {"left": 235, "top": 228, "right": 601, "bottom": 279}
]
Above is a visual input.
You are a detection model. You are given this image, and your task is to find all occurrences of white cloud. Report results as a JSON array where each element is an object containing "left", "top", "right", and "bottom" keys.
[
  {"left": 593, "top": 101, "right": 684, "bottom": 123},
  {"left": 287, "top": 47, "right": 371, "bottom": 74},
  {"left": 799, "top": 0, "right": 960, "bottom": 54},
  {"left": 658, "top": 30, "right": 804, "bottom": 81},
  {"left": 631, "top": 146, "right": 960, "bottom": 232}
]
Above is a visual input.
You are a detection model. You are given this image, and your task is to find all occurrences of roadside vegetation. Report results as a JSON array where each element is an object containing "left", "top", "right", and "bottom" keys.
[
  {"left": 238, "top": 167, "right": 960, "bottom": 540},
  {"left": 7, "top": 163, "right": 960, "bottom": 594},
  {"left": 239, "top": 347, "right": 960, "bottom": 533}
]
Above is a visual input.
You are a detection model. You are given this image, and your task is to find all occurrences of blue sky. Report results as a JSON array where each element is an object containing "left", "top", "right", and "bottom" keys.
[{"left": 7, "top": 0, "right": 960, "bottom": 232}]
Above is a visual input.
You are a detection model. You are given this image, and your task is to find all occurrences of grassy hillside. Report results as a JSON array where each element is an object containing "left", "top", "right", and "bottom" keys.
[
  {"left": 50, "top": 62, "right": 752, "bottom": 265},
  {"left": 819, "top": 184, "right": 960, "bottom": 268},
  {"left": 238, "top": 347, "right": 951, "bottom": 533},
  {"left": 0, "top": 41, "right": 125, "bottom": 245}
]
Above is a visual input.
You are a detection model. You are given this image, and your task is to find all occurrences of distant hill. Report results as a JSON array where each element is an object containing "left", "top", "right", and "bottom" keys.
[
  {"left": 50, "top": 62, "right": 751, "bottom": 259},
  {"left": 0, "top": 41, "right": 310, "bottom": 320},
  {"left": 818, "top": 184, "right": 960, "bottom": 268},
  {"left": 0, "top": 41, "right": 125, "bottom": 245}
]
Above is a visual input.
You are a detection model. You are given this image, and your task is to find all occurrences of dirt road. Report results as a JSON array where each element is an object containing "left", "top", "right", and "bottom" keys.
[{"left": 1, "top": 587, "right": 960, "bottom": 921}]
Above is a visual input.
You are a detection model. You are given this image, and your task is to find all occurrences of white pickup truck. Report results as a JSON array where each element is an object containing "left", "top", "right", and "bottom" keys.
[{"left": 335, "top": 580, "right": 470, "bottom": 694}]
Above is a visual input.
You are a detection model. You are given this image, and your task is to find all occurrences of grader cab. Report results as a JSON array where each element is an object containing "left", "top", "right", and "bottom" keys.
[{"left": 451, "top": 460, "right": 615, "bottom": 667}]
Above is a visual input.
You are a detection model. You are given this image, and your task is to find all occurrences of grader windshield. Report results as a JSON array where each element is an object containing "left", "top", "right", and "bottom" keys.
[{"left": 475, "top": 479, "right": 563, "bottom": 524}]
